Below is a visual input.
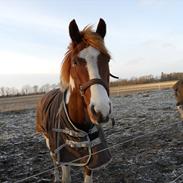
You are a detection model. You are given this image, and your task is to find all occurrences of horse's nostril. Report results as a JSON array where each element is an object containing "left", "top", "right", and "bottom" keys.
[
  {"left": 176, "top": 102, "right": 180, "bottom": 106},
  {"left": 109, "top": 102, "right": 112, "bottom": 114},
  {"left": 91, "top": 105, "right": 97, "bottom": 116},
  {"left": 90, "top": 105, "right": 109, "bottom": 123}
]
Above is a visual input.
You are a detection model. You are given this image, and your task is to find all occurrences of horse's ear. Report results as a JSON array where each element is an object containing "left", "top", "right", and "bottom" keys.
[
  {"left": 96, "top": 18, "right": 106, "bottom": 39},
  {"left": 69, "top": 19, "right": 82, "bottom": 43}
]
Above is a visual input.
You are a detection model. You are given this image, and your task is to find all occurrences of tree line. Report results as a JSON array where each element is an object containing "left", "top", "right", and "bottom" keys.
[
  {"left": 0, "top": 83, "right": 59, "bottom": 97},
  {"left": 1, "top": 72, "right": 183, "bottom": 97},
  {"left": 110, "top": 72, "right": 183, "bottom": 87}
]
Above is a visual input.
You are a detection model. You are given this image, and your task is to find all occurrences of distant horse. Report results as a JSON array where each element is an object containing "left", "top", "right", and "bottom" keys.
[
  {"left": 173, "top": 80, "right": 183, "bottom": 119},
  {"left": 36, "top": 19, "right": 112, "bottom": 183}
]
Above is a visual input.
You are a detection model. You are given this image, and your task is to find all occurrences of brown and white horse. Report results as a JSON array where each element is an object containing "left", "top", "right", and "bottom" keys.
[{"left": 36, "top": 19, "right": 112, "bottom": 183}]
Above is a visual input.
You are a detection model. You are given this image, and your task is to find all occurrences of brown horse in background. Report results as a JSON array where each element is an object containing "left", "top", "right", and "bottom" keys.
[
  {"left": 173, "top": 80, "right": 183, "bottom": 119},
  {"left": 36, "top": 19, "right": 112, "bottom": 183}
]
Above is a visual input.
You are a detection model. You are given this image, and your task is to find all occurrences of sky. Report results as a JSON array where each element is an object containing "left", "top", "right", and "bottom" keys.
[{"left": 0, "top": 0, "right": 183, "bottom": 88}]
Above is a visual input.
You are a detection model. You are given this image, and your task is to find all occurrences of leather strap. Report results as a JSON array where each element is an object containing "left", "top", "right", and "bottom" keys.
[
  {"left": 80, "top": 78, "right": 108, "bottom": 96},
  {"left": 110, "top": 73, "right": 119, "bottom": 79}
]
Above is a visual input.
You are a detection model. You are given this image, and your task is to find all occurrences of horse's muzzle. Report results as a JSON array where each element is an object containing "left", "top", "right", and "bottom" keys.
[
  {"left": 177, "top": 104, "right": 183, "bottom": 119},
  {"left": 91, "top": 105, "right": 110, "bottom": 123}
]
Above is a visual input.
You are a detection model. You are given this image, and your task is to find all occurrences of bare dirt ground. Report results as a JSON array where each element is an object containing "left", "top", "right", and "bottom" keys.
[{"left": 0, "top": 88, "right": 183, "bottom": 183}]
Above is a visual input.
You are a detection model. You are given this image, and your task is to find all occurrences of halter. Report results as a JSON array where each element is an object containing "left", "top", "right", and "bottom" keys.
[
  {"left": 79, "top": 78, "right": 108, "bottom": 96},
  {"left": 79, "top": 73, "right": 119, "bottom": 97}
]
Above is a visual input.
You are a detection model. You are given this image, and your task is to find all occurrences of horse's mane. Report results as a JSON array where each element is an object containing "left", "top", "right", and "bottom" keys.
[{"left": 60, "top": 26, "right": 110, "bottom": 91}]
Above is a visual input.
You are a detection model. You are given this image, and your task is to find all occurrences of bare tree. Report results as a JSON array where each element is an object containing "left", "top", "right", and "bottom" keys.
[
  {"left": 33, "top": 85, "right": 39, "bottom": 94},
  {"left": 9, "top": 87, "right": 19, "bottom": 96},
  {"left": 0, "top": 87, "right": 5, "bottom": 96},
  {"left": 39, "top": 84, "right": 51, "bottom": 93},
  {"left": 21, "top": 85, "right": 33, "bottom": 95},
  {"left": 4, "top": 87, "right": 11, "bottom": 96}
]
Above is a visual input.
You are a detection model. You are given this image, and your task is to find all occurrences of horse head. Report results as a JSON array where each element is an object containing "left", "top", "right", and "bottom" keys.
[{"left": 60, "top": 19, "right": 111, "bottom": 125}]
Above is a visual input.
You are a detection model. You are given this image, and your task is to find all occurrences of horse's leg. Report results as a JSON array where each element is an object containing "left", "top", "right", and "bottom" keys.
[
  {"left": 83, "top": 166, "right": 93, "bottom": 183},
  {"left": 44, "top": 136, "right": 61, "bottom": 182},
  {"left": 61, "top": 165, "right": 71, "bottom": 183},
  {"left": 51, "top": 152, "right": 61, "bottom": 182}
]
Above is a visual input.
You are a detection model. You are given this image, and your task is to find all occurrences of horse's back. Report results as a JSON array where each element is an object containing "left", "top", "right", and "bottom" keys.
[{"left": 36, "top": 88, "right": 63, "bottom": 135}]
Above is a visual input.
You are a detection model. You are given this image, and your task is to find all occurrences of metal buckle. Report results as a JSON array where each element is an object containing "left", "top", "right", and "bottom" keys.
[{"left": 80, "top": 85, "right": 84, "bottom": 96}]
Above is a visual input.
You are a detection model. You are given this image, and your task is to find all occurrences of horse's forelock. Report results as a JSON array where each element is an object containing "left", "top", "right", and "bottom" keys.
[{"left": 81, "top": 26, "right": 110, "bottom": 58}]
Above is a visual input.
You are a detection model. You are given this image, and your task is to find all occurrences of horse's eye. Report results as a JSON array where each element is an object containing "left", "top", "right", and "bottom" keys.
[
  {"left": 73, "top": 57, "right": 86, "bottom": 66},
  {"left": 98, "top": 54, "right": 110, "bottom": 63},
  {"left": 73, "top": 59, "right": 78, "bottom": 66}
]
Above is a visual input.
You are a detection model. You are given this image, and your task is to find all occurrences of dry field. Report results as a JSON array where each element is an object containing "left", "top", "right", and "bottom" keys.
[
  {"left": 0, "top": 94, "right": 43, "bottom": 112},
  {"left": 0, "top": 81, "right": 177, "bottom": 112},
  {"left": 110, "top": 80, "right": 177, "bottom": 96}
]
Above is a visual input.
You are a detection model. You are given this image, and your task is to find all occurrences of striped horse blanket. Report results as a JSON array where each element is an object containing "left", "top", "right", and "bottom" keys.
[{"left": 36, "top": 89, "right": 111, "bottom": 170}]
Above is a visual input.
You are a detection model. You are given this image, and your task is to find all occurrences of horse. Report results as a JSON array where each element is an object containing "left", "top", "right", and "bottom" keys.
[
  {"left": 173, "top": 80, "right": 183, "bottom": 119},
  {"left": 36, "top": 19, "right": 113, "bottom": 183}
]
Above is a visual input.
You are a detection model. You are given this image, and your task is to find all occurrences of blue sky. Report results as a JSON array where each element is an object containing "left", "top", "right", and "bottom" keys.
[{"left": 0, "top": 0, "right": 183, "bottom": 88}]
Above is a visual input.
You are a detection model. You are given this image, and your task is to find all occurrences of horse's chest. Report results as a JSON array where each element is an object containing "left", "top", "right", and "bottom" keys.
[{"left": 49, "top": 115, "right": 111, "bottom": 170}]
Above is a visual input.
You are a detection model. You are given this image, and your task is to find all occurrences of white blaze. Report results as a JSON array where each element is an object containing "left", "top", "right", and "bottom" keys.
[{"left": 79, "top": 46, "right": 110, "bottom": 119}]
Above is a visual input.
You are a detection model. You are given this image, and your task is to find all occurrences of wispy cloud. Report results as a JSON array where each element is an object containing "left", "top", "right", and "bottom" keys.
[
  {"left": 0, "top": 51, "right": 61, "bottom": 74},
  {"left": 142, "top": 40, "right": 177, "bottom": 49},
  {"left": 137, "top": 0, "right": 168, "bottom": 6},
  {"left": 0, "top": 2, "right": 67, "bottom": 34}
]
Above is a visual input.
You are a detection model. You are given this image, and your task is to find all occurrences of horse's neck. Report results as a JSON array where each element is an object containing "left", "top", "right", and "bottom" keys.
[{"left": 65, "top": 88, "right": 91, "bottom": 131}]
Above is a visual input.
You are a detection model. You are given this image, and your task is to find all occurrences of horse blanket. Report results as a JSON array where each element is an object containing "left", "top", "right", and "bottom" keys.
[{"left": 36, "top": 89, "right": 111, "bottom": 170}]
